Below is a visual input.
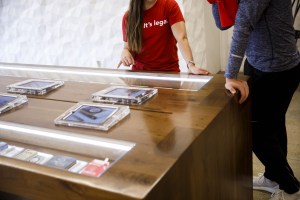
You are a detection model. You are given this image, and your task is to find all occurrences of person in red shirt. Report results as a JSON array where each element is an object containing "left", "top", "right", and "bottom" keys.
[{"left": 118, "top": 0, "right": 209, "bottom": 75}]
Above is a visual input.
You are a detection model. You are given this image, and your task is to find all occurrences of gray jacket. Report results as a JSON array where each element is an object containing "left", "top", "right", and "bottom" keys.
[{"left": 225, "top": 0, "right": 300, "bottom": 78}]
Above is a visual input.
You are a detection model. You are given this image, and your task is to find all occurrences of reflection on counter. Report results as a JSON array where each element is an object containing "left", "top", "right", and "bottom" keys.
[{"left": 0, "top": 62, "right": 213, "bottom": 91}]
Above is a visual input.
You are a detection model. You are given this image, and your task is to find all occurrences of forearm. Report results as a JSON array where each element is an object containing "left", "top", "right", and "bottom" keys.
[
  {"left": 225, "top": 24, "right": 251, "bottom": 79},
  {"left": 177, "top": 37, "right": 194, "bottom": 68},
  {"left": 171, "top": 22, "right": 194, "bottom": 67},
  {"left": 171, "top": 21, "right": 208, "bottom": 74}
]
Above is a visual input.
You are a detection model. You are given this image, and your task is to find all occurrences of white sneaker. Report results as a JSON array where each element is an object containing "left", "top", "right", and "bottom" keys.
[
  {"left": 270, "top": 189, "right": 300, "bottom": 200},
  {"left": 253, "top": 173, "right": 279, "bottom": 193}
]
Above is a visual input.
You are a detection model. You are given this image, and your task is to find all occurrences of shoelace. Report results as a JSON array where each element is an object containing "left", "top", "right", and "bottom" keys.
[{"left": 271, "top": 190, "right": 285, "bottom": 200}]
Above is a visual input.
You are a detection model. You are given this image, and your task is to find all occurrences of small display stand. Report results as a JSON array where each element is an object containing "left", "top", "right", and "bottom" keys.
[
  {"left": 0, "top": 93, "right": 28, "bottom": 114},
  {"left": 92, "top": 86, "right": 157, "bottom": 105},
  {"left": 54, "top": 102, "right": 130, "bottom": 131},
  {"left": 7, "top": 79, "right": 64, "bottom": 95}
]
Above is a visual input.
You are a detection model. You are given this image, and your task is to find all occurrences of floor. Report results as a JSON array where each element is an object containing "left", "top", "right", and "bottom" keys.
[{"left": 253, "top": 85, "right": 300, "bottom": 200}]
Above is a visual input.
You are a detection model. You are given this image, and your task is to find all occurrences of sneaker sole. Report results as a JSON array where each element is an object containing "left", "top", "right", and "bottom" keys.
[{"left": 253, "top": 185, "right": 279, "bottom": 193}]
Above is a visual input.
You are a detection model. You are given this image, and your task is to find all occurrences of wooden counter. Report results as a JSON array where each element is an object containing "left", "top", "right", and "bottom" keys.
[{"left": 0, "top": 72, "right": 252, "bottom": 200}]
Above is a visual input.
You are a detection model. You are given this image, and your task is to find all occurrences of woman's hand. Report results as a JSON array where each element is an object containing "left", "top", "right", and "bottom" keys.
[
  {"left": 188, "top": 65, "right": 209, "bottom": 75},
  {"left": 225, "top": 78, "right": 249, "bottom": 104},
  {"left": 119, "top": 48, "right": 135, "bottom": 67}
]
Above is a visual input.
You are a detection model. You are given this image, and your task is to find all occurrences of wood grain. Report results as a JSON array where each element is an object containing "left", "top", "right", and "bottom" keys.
[{"left": 0, "top": 73, "right": 252, "bottom": 200}]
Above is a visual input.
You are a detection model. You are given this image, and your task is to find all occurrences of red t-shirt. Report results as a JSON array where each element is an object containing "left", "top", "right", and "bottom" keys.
[{"left": 122, "top": 0, "right": 184, "bottom": 72}]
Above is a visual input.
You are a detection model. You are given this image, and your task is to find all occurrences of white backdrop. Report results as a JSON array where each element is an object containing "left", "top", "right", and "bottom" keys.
[
  {"left": 0, "top": 0, "right": 216, "bottom": 73},
  {"left": 0, "top": 0, "right": 130, "bottom": 69},
  {"left": 0, "top": 1, "right": 299, "bottom": 76}
]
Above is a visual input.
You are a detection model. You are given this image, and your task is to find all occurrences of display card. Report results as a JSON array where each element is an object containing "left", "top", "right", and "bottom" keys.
[
  {"left": 28, "top": 152, "right": 54, "bottom": 165},
  {"left": 68, "top": 160, "right": 88, "bottom": 173},
  {"left": 54, "top": 102, "right": 130, "bottom": 131},
  {"left": 14, "top": 149, "right": 38, "bottom": 161},
  {"left": 0, "top": 146, "right": 24, "bottom": 157},
  {"left": 7, "top": 79, "right": 64, "bottom": 95},
  {"left": 80, "top": 159, "right": 110, "bottom": 177},
  {"left": 92, "top": 86, "right": 157, "bottom": 105},
  {"left": 45, "top": 155, "right": 77, "bottom": 170}
]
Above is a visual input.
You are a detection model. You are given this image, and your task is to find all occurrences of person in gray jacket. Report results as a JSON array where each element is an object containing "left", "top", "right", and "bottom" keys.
[{"left": 224, "top": 0, "right": 300, "bottom": 199}]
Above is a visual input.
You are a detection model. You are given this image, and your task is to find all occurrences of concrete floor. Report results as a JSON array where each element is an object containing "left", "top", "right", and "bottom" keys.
[{"left": 253, "top": 86, "right": 300, "bottom": 200}]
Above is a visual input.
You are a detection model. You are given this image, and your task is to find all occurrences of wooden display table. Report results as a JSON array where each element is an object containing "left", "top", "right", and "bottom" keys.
[{"left": 0, "top": 69, "right": 252, "bottom": 200}]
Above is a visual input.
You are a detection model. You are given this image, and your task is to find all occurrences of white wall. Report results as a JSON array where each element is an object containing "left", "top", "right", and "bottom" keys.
[
  {"left": 0, "top": 0, "right": 129, "bottom": 68},
  {"left": 1, "top": 1, "right": 300, "bottom": 76},
  {"left": 182, "top": 0, "right": 207, "bottom": 70},
  {"left": 0, "top": 0, "right": 223, "bottom": 74}
]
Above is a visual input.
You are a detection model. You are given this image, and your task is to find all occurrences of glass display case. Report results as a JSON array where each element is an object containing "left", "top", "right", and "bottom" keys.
[{"left": 0, "top": 121, "right": 135, "bottom": 178}]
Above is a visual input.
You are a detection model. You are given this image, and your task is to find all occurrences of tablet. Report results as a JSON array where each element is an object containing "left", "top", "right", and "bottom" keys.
[
  {"left": 7, "top": 79, "right": 64, "bottom": 95},
  {"left": 92, "top": 86, "right": 157, "bottom": 105},
  {"left": 0, "top": 93, "right": 28, "bottom": 114},
  {"left": 54, "top": 102, "right": 130, "bottom": 131}
]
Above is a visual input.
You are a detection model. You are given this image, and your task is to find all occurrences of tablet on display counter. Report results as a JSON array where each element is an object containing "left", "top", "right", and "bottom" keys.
[
  {"left": 92, "top": 86, "right": 157, "bottom": 105},
  {"left": 54, "top": 102, "right": 130, "bottom": 131},
  {"left": 7, "top": 79, "right": 64, "bottom": 95},
  {"left": 0, "top": 93, "right": 28, "bottom": 114}
]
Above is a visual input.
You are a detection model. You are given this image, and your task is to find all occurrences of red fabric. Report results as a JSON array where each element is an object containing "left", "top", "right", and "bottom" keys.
[
  {"left": 122, "top": 0, "right": 184, "bottom": 72},
  {"left": 207, "top": 0, "right": 238, "bottom": 27},
  {"left": 207, "top": 0, "right": 216, "bottom": 3}
]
